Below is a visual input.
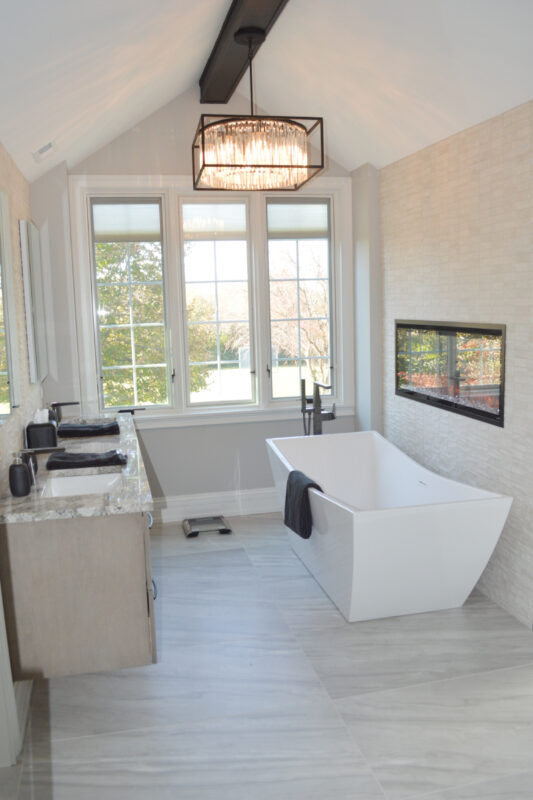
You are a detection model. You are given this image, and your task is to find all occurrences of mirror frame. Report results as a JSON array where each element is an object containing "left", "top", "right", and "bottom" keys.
[
  {"left": 0, "top": 189, "right": 20, "bottom": 416},
  {"left": 20, "top": 219, "right": 48, "bottom": 384}
]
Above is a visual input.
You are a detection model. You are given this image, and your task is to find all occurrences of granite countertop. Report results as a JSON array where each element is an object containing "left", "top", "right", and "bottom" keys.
[{"left": 0, "top": 415, "right": 153, "bottom": 524}]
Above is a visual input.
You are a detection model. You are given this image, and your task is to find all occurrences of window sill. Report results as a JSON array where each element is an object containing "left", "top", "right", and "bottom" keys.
[{"left": 133, "top": 404, "right": 355, "bottom": 431}]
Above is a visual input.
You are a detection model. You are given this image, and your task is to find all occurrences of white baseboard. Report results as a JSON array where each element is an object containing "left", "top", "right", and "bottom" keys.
[{"left": 152, "top": 487, "right": 280, "bottom": 525}]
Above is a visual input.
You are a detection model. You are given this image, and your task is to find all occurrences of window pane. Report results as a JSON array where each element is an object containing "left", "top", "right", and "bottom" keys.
[
  {"left": 131, "top": 285, "right": 164, "bottom": 323},
  {"left": 267, "top": 200, "right": 332, "bottom": 399},
  {"left": 130, "top": 243, "right": 164, "bottom": 282},
  {"left": 136, "top": 367, "right": 168, "bottom": 405},
  {"left": 182, "top": 202, "right": 253, "bottom": 406},
  {"left": 102, "top": 368, "right": 134, "bottom": 407},
  {"left": 186, "top": 284, "right": 216, "bottom": 321},
  {"left": 215, "top": 241, "right": 248, "bottom": 281},
  {"left": 100, "top": 328, "right": 132, "bottom": 367},
  {"left": 134, "top": 326, "right": 166, "bottom": 365},
  {"left": 184, "top": 241, "right": 215, "bottom": 282},
  {"left": 270, "top": 280, "right": 298, "bottom": 320},
  {"left": 91, "top": 200, "right": 170, "bottom": 408},
  {"left": 302, "top": 359, "right": 330, "bottom": 386},
  {"left": 299, "top": 280, "right": 329, "bottom": 319},
  {"left": 298, "top": 239, "right": 328, "bottom": 278},
  {"left": 268, "top": 241, "right": 297, "bottom": 279},
  {"left": 188, "top": 322, "right": 217, "bottom": 363},
  {"left": 271, "top": 321, "right": 299, "bottom": 360},
  {"left": 300, "top": 319, "right": 330, "bottom": 359},
  {"left": 97, "top": 285, "right": 130, "bottom": 325},
  {"left": 217, "top": 282, "right": 249, "bottom": 321},
  {"left": 272, "top": 362, "right": 300, "bottom": 398}
]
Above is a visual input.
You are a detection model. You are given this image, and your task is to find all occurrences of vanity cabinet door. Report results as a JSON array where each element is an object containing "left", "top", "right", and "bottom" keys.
[
  {"left": 0, "top": 512, "right": 156, "bottom": 680},
  {"left": 143, "top": 511, "right": 157, "bottom": 663}
]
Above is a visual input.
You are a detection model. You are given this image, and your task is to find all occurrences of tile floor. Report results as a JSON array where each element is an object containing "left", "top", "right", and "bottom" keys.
[{"left": 3, "top": 512, "right": 533, "bottom": 798}]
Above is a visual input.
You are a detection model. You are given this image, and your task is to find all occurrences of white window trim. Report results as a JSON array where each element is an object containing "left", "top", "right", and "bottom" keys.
[{"left": 69, "top": 174, "right": 354, "bottom": 428}]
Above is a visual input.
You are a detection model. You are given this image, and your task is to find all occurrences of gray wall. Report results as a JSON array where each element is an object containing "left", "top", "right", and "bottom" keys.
[
  {"left": 381, "top": 100, "right": 533, "bottom": 627},
  {"left": 139, "top": 415, "right": 355, "bottom": 498}
]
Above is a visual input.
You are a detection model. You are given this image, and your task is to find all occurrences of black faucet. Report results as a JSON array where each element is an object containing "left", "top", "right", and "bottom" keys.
[{"left": 312, "top": 382, "right": 336, "bottom": 435}]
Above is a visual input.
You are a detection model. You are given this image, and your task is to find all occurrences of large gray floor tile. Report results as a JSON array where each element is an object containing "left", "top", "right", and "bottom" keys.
[
  {"left": 20, "top": 712, "right": 384, "bottom": 799},
  {"left": 279, "top": 594, "right": 347, "bottom": 633},
  {"left": 152, "top": 547, "right": 265, "bottom": 603},
  {"left": 415, "top": 769, "right": 533, "bottom": 798},
  {"left": 0, "top": 765, "right": 21, "bottom": 800},
  {"left": 297, "top": 592, "right": 533, "bottom": 698},
  {"left": 150, "top": 526, "right": 242, "bottom": 560},
  {"left": 155, "top": 594, "right": 291, "bottom": 649},
  {"left": 337, "top": 663, "right": 533, "bottom": 799},
  {"left": 28, "top": 635, "right": 333, "bottom": 745}
]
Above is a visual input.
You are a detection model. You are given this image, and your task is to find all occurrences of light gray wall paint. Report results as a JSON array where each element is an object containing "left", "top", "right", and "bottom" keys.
[
  {"left": 139, "top": 415, "right": 355, "bottom": 498},
  {"left": 352, "top": 163, "right": 383, "bottom": 432},
  {"left": 30, "top": 161, "right": 80, "bottom": 405}
]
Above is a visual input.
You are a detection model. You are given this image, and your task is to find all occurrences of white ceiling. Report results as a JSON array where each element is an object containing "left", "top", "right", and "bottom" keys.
[{"left": 3, "top": 0, "right": 533, "bottom": 182}]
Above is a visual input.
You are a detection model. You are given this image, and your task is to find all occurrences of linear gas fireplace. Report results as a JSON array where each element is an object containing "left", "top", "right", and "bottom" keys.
[{"left": 395, "top": 321, "right": 506, "bottom": 427}]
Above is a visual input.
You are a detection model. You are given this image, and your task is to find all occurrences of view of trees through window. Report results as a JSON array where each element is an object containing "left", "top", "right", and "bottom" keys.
[
  {"left": 0, "top": 269, "right": 8, "bottom": 414},
  {"left": 267, "top": 201, "right": 332, "bottom": 399},
  {"left": 90, "top": 196, "right": 335, "bottom": 411},
  {"left": 182, "top": 203, "right": 253, "bottom": 404},
  {"left": 92, "top": 201, "right": 170, "bottom": 409}
]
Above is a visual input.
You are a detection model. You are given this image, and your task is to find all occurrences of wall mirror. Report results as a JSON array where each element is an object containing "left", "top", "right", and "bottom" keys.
[
  {"left": 20, "top": 219, "right": 48, "bottom": 384},
  {"left": 0, "top": 189, "right": 20, "bottom": 417}
]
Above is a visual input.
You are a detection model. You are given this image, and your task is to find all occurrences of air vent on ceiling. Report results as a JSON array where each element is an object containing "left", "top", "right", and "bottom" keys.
[{"left": 32, "top": 141, "right": 54, "bottom": 163}]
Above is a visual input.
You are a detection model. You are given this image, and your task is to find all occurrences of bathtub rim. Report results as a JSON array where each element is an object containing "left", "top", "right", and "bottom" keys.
[{"left": 266, "top": 430, "right": 512, "bottom": 515}]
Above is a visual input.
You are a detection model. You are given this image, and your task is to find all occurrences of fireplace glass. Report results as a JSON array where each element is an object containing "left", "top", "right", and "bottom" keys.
[{"left": 395, "top": 321, "right": 505, "bottom": 426}]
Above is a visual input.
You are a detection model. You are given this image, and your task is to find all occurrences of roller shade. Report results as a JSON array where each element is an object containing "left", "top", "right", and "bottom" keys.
[
  {"left": 182, "top": 203, "right": 247, "bottom": 240},
  {"left": 267, "top": 200, "right": 329, "bottom": 239},
  {"left": 92, "top": 201, "right": 161, "bottom": 243}
]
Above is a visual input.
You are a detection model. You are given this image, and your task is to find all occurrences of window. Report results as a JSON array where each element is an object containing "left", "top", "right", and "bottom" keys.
[
  {"left": 0, "top": 264, "right": 8, "bottom": 414},
  {"left": 267, "top": 199, "right": 332, "bottom": 399},
  {"left": 90, "top": 200, "right": 170, "bottom": 408},
  {"left": 181, "top": 202, "right": 254, "bottom": 405},
  {"left": 74, "top": 175, "right": 353, "bottom": 423}
]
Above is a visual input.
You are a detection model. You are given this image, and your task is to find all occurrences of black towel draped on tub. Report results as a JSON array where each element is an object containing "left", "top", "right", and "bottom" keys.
[{"left": 284, "top": 470, "right": 323, "bottom": 539}]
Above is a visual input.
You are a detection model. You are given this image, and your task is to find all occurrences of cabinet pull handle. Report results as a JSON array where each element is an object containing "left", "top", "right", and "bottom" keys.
[
  {"left": 147, "top": 511, "right": 153, "bottom": 530},
  {"left": 152, "top": 579, "right": 158, "bottom": 600}
]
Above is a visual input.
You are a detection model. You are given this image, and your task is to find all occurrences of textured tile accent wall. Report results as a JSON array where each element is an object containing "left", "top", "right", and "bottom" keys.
[
  {"left": 0, "top": 142, "right": 41, "bottom": 496},
  {"left": 381, "top": 100, "right": 533, "bottom": 627}
]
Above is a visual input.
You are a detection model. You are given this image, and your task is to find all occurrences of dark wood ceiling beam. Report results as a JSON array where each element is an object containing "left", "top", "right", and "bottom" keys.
[{"left": 199, "top": 0, "right": 290, "bottom": 104}]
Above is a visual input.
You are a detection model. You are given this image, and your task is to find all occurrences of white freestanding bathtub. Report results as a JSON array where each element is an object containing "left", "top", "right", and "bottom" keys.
[{"left": 266, "top": 431, "right": 512, "bottom": 622}]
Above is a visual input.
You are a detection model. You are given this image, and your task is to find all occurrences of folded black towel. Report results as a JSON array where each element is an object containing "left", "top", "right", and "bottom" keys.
[
  {"left": 46, "top": 450, "right": 127, "bottom": 470},
  {"left": 284, "top": 470, "right": 322, "bottom": 539},
  {"left": 58, "top": 421, "right": 120, "bottom": 438}
]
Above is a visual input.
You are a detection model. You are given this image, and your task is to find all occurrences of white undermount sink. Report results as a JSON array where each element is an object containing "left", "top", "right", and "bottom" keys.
[{"left": 41, "top": 472, "right": 123, "bottom": 498}]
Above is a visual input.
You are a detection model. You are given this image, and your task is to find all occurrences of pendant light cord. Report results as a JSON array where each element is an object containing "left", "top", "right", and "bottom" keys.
[{"left": 248, "top": 38, "right": 254, "bottom": 116}]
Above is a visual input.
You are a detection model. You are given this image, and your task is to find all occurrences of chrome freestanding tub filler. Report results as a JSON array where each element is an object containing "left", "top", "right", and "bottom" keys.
[{"left": 266, "top": 431, "right": 512, "bottom": 622}]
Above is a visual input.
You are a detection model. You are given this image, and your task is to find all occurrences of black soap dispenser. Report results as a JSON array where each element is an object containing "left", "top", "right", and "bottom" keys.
[{"left": 9, "top": 454, "right": 31, "bottom": 497}]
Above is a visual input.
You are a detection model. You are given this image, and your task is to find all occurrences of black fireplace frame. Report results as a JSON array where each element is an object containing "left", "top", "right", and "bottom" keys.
[{"left": 395, "top": 320, "right": 506, "bottom": 427}]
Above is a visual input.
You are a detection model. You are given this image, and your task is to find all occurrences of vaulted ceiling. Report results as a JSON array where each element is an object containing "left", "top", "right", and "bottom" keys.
[{"left": 3, "top": 0, "right": 533, "bottom": 182}]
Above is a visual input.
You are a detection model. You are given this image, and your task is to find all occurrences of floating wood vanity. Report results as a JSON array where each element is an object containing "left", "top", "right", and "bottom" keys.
[{"left": 0, "top": 416, "right": 156, "bottom": 680}]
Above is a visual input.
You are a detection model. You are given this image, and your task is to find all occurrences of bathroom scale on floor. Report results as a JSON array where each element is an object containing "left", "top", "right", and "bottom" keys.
[{"left": 182, "top": 516, "right": 232, "bottom": 538}]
